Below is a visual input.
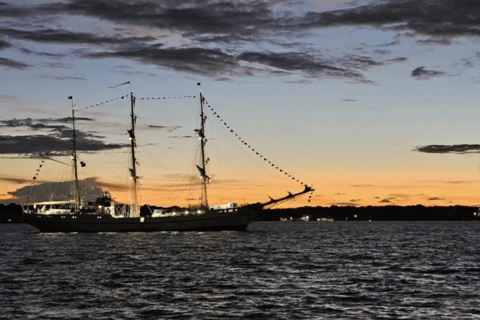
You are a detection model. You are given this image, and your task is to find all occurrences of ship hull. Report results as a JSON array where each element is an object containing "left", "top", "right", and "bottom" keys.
[{"left": 23, "top": 206, "right": 258, "bottom": 233}]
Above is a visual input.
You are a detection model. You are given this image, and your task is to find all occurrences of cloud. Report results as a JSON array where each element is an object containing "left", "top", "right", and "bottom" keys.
[
  {"left": 0, "top": 176, "right": 31, "bottom": 184},
  {"left": 428, "top": 197, "right": 444, "bottom": 201},
  {"left": 19, "top": 48, "right": 64, "bottom": 57},
  {"left": 379, "top": 198, "right": 391, "bottom": 203},
  {"left": 39, "top": 75, "right": 88, "bottom": 81},
  {"left": 414, "top": 144, "right": 480, "bottom": 154},
  {"left": 297, "top": 0, "right": 480, "bottom": 38},
  {"left": 0, "top": 27, "right": 155, "bottom": 46},
  {"left": 0, "top": 134, "right": 126, "bottom": 154},
  {"left": 0, "top": 57, "right": 29, "bottom": 69},
  {"left": 330, "top": 202, "right": 358, "bottom": 206},
  {"left": 416, "top": 38, "right": 452, "bottom": 46},
  {"left": 89, "top": 45, "right": 384, "bottom": 82},
  {"left": 0, "top": 0, "right": 465, "bottom": 84},
  {"left": 8, "top": 177, "right": 105, "bottom": 203},
  {"left": 149, "top": 125, "right": 181, "bottom": 132},
  {"left": 0, "top": 39, "right": 10, "bottom": 49},
  {"left": 0, "top": 117, "right": 126, "bottom": 154},
  {"left": 411, "top": 66, "right": 445, "bottom": 80}
]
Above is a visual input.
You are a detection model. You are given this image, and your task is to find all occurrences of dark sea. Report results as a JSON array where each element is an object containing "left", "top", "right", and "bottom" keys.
[{"left": 1, "top": 221, "right": 480, "bottom": 319}]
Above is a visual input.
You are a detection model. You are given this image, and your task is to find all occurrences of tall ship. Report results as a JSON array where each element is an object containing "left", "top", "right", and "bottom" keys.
[{"left": 22, "top": 85, "right": 313, "bottom": 232}]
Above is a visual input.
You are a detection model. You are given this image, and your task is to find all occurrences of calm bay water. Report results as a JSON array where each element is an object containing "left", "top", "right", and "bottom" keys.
[{"left": 1, "top": 221, "right": 479, "bottom": 319}]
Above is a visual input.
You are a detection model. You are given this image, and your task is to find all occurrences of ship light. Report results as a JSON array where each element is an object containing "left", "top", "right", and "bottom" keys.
[
  {"left": 197, "top": 210, "right": 201, "bottom": 214},
  {"left": 185, "top": 211, "right": 188, "bottom": 214}
]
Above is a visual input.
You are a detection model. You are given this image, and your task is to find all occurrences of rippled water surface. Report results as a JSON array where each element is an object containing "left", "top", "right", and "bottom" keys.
[{"left": 1, "top": 221, "right": 480, "bottom": 319}]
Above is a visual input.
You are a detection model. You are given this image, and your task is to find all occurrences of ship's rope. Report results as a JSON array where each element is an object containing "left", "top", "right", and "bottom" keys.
[
  {"left": 75, "top": 94, "right": 196, "bottom": 112},
  {"left": 201, "top": 94, "right": 315, "bottom": 203}
]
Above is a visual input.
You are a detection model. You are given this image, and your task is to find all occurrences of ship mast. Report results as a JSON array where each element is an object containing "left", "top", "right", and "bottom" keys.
[
  {"left": 128, "top": 91, "right": 139, "bottom": 217},
  {"left": 196, "top": 87, "right": 210, "bottom": 208},
  {"left": 69, "top": 96, "right": 81, "bottom": 210}
]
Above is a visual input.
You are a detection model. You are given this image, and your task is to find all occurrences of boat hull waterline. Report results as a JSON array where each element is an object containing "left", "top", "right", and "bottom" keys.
[{"left": 24, "top": 206, "right": 258, "bottom": 233}]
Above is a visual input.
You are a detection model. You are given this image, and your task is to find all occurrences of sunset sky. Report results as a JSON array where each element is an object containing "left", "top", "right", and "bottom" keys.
[{"left": 2, "top": 0, "right": 480, "bottom": 208}]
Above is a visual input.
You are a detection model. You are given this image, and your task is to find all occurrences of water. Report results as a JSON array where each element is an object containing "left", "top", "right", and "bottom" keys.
[{"left": 1, "top": 221, "right": 479, "bottom": 319}]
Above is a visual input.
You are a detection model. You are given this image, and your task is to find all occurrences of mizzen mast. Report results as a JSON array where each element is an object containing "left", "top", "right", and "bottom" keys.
[{"left": 195, "top": 84, "right": 210, "bottom": 208}]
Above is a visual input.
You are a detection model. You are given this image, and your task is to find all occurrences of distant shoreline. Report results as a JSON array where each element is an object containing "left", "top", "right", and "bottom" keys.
[{"left": 2, "top": 203, "right": 479, "bottom": 223}]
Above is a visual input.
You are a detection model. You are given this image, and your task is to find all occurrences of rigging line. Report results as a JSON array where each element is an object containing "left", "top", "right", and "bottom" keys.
[
  {"left": 75, "top": 93, "right": 131, "bottom": 112},
  {"left": 204, "top": 99, "right": 307, "bottom": 187},
  {"left": 204, "top": 109, "right": 274, "bottom": 177}
]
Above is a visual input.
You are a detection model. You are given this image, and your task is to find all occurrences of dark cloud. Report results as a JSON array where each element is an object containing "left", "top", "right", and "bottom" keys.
[
  {"left": 0, "top": 176, "right": 30, "bottom": 184},
  {"left": 411, "top": 66, "right": 445, "bottom": 80},
  {"left": 19, "top": 47, "right": 64, "bottom": 57},
  {"left": 0, "top": 0, "right": 466, "bottom": 83},
  {"left": 0, "top": 117, "right": 91, "bottom": 131},
  {"left": 428, "top": 197, "right": 444, "bottom": 201},
  {"left": 0, "top": 39, "right": 10, "bottom": 49},
  {"left": 39, "top": 75, "right": 87, "bottom": 81},
  {"left": 9, "top": 178, "right": 104, "bottom": 203},
  {"left": 0, "top": 56, "right": 29, "bottom": 69},
  {"left": 297, "top": 0, "right": 480, "bottom": 38},
  {"left": 0, "top": 134, "right": 126, "bottom": 154},
  {"left": 62, "top": 0, "right": 274, "bottom": 39},
  {"left": 0, "top": 117, "right": 126, "bottom": 154},
  {"left": 149, "top": 125, "right": 181, "bottom": 132},
  {"left": 416, "top": 38, "right": 452, "bottom": 45},
  {"left": 414, "top": 144, "right": 480, "bottom": 154},
  {"left": 56, "top": 0, "right": 480, "bottom": 40},
  {"left": 379, "top": 198, "right": 391, "bottom": 203},
  {"left": 89, "top": 46, "right": 387, "bottom": 82},
  {"left": 0, "top": 28, "right": 155, "bottom": 45},
  {"left": 0, "top": 1, "right": 412, "bottom": 82},
  {"left": 237, "top": 51, "right": 368, "bottom": 81},
  {"left": 330, "top": 202, "right": 358, "bottom": 206}
]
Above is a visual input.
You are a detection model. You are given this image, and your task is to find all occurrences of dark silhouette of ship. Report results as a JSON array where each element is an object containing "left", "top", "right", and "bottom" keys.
[{"left": 23, "top": 84, "right": 313, "bottom": 232}]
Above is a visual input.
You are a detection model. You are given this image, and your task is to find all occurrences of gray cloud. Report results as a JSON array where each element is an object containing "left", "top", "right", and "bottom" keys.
[
  {"left": 0, "top": 39, "right": 10, "bottom": 49},
  {"left": 0, "top": 27, "right": 155, "bottom": 45},
  {"left": 428, "top": 197, "right": 444, "bottom": 201},
  {"left": 414, "top": 144, "right": 480, "bottom": 154},
  {"left": 411, "top": 66, "right": 445, "bottom": 80},
  {"left": 148, "top": 125, "right": 181, "bottom": 132},
  {"left": 9, "top": 178, "right": 105, "bottom": 203},
  {"left": 0, "top": 0, "right": 466, "bottom": 83},
  {"left": 3, "top": 1, "right": 479, "bottom": 44},
  {"left": 0, "top": 56, "right": 29, "bottom": 69},
  {"left": 0, "top": 117, "right": 126, "bottom": 154},
  {"left": 0, "top": 134, "right": 126, "bottom": 154},
  {"left": 39, "top": 75, "right": 87, "bottom": 81},
  {"left": 297, "top": 0, "right": 480, "bottom": 38},
  {"left": 89, "top": 45, "right": 390, "bottom": 82}
]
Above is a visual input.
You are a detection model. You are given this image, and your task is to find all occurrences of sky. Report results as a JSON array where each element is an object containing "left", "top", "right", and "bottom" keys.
[{"left": 1, "top": 0, "right": 480, "bottom": 208}]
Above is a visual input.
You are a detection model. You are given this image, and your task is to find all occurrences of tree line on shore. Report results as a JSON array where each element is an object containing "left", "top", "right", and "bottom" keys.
[{"left": 1, "top": 203, "right": 479, "bottom": 223}]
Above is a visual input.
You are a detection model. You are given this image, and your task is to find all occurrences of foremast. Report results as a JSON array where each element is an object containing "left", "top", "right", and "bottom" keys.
[
  {"left": 128, "top": 92, "right": 140, "bottom": 217},
  {"left": 69, "top": 96, "right": 81, "bottom": 211},
  {"left": 195, "top": 87, "right": 210, "bottom": 208}
]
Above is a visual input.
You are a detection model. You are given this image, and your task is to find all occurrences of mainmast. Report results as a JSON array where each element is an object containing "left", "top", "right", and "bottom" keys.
[
  {"left": 196, "top": 86, "right": 210, "bottom": 208},
  {"left": 128, "top": 91, "right": 140, "bottom": 217},
  {"left": 69, "top": 96, "right": 81, "bottom": 210}
]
